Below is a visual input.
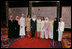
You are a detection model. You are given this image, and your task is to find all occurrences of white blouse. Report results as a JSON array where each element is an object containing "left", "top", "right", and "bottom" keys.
[
  {"left": 41, "top": 21, "right": 45, "bottom": 31},
  {"left": 58, "top": 22, "right": 65, "bottom": 31}
]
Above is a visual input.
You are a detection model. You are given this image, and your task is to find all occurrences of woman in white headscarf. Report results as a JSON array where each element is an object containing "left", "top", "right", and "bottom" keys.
[
  {"left": 37, "top": 16, "right": 41, "bottom": 38},
  {"left": 30, "top": 15, "right": 37, "bottom": 37},
  {"left": 44, "top": 17, "right": 49, "bottom": 39},
  {"left": 58, "top": 18, "right": 65, "bottom": 41},
  {"left": 19, "top": 14, "right": 25, "bottom": 38}
]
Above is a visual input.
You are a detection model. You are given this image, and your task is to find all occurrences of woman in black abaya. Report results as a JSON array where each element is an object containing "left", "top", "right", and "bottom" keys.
[
  {"left": 8, "top": 16, "right": 15, "bottom": 38},
  {"left": 13, "top": 16, "right": 20, "bottom": 38},
  {"left": 53, "top": 18, "right": 58, "bottom": 41}
]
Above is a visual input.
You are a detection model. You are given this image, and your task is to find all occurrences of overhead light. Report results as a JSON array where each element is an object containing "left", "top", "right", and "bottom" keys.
[
  {"left": 31, "top": 1, "right": 40, "bottom": 3},
  {"left": 35, "top": 1, "right": 40, "bottom": 2},
  {"left": 57, "top": 1, "right": 60, "bottom": 2}
]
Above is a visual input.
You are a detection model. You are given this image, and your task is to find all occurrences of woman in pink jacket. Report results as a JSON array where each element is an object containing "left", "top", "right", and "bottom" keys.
[{"left": 44, "top": 17, "right": 49, "bottom": 39}]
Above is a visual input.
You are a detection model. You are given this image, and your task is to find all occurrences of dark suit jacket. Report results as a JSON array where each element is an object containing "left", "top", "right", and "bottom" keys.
[{"left": 30, "top": 19, "right": 37, "bottom": 31}]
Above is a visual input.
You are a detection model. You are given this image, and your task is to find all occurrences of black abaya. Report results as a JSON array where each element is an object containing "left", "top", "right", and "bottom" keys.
[
  {"left": 53, "top": 20, "right": 58, "bottom": 41},
  {"left": 13, "top": 20, "right": 20, "bottom": 38},
  {"left": 8, "top": 20, "right": 15, "bottom": 38},
  {"left": 8, "top": 20, "right": 20, "bottom": 38}
]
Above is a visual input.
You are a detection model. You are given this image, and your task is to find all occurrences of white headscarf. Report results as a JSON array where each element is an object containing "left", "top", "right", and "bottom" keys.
[
  {"left": 22, "top": 13, "right": 24, "bottom": 16},
  {"left": 21, "top": 13, "right": 24, "bottom": 18},
  {"left": 45, "top": 17, "right": 49, "bottom": 22}
]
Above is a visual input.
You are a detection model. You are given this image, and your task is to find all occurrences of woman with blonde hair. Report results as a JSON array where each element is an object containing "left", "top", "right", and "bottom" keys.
[
  {"left": 25, "top": 15, "right": 31, "bottom": 37},
  {"left": 49, "top": 17, "right": 54, "bottom": 39}
]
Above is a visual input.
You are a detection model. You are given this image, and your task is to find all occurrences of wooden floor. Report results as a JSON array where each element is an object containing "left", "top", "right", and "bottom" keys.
[{"left": 1, "top": 28, "right": 71, "bottom": 48}]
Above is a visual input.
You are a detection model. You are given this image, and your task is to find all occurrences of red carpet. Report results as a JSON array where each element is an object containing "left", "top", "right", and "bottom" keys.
[{"left": 8, "top": 37, "right": 51, "bottom": 48}]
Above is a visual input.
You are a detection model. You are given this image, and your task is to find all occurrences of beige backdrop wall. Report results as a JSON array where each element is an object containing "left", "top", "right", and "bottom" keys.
[
  {"left": 32, "top": 7, "right": 57, "bottom": 18},
  {"left": 62, "top": 7, "right": 71, "bottom": 28},
  {"left": 9, "top": 7, "right": 28, "bottom": 20}
]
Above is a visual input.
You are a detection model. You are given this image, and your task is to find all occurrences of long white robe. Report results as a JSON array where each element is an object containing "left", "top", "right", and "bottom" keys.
[
  {"left": 37, "top": 19, "right": 41, "bottom": 32},
  {"left": 19, "top": 17, "right": 25, "bottom": 36},
  {"left": 58, "top": 22, "right": 65, "bottom": 41},
  {"left": 49, "top": 20, "right": 54, "bottom": 39},
  {"left": 40, "top": 21, "right": 45, "bottom": 39}
]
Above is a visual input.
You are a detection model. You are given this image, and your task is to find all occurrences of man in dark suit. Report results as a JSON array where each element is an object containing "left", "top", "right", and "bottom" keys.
[{"left": 30, "top": 15, "right": 37, "bottom": 37}]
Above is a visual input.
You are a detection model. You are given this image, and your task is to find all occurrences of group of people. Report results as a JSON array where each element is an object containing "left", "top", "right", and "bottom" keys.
[{"left": 8, "top": 14, "right": 65, "bottom": 42}]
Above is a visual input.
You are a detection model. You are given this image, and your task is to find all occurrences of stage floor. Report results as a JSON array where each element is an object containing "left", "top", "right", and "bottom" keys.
[{"left": 1, "top": 28, "right": 71, "bottom": 48}]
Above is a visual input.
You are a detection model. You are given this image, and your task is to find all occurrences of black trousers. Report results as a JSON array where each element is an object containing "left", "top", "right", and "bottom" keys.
[
  {"left": 53, "top": 31, "right": 58, "bottom": 41},
  {"left": 31, "top": 30, "right": 35, "bottom": 37}
]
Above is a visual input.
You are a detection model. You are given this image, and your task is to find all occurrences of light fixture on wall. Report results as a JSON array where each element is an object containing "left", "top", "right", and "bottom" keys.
[
  {"left": 31, "top": 1, "right": 41, "bottom": 3},
  {"left": 57, "top": 1, "right": 60, "bottom": 3},
  {"left": 38, "top": 9, "right": 40, "bottom": 16}
]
